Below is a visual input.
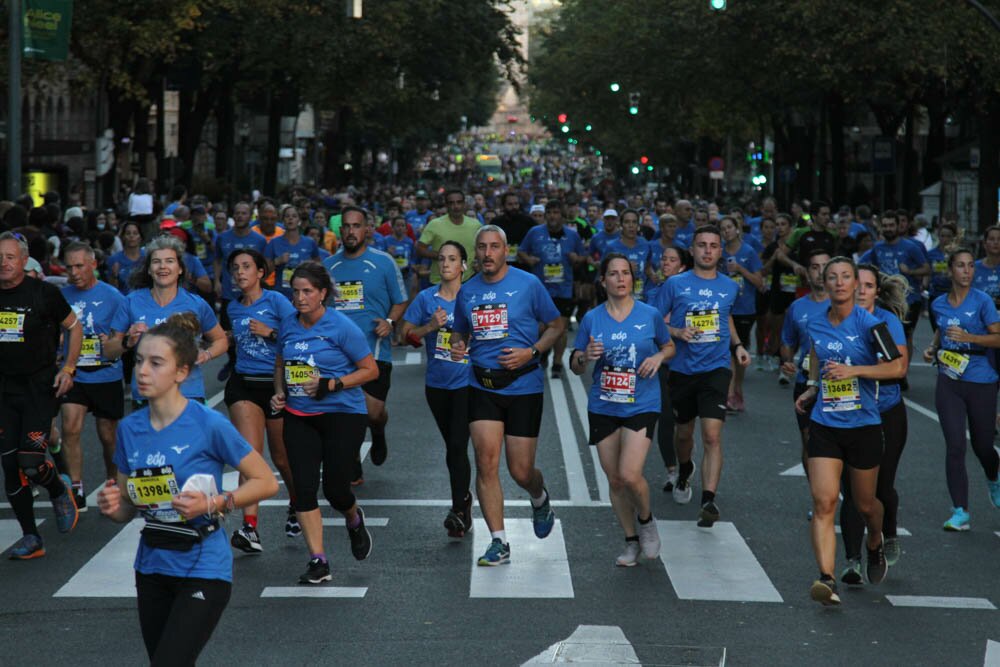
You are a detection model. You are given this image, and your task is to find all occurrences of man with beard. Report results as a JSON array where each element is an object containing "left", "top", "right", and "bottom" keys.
[{"left": 323, "top": 207, "right": 408, "bottom": 482}]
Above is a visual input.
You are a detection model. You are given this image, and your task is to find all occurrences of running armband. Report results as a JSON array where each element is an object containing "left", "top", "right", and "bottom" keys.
[{"left": 871, "top": 323, "right": 902, "bottom": 362}]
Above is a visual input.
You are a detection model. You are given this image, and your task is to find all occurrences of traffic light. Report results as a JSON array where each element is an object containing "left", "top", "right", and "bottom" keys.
[
  {"left": 640, "top": 155, "right": 649, "bottom": 165},
  {"left": 610, "top": 82, "right": 621, "bottom": 93},
  {"left": 561, "top": 125, "right": 570, "bottom": 133},
  {"left": 710, "top": 0, "right": 726, "bottom": 9},
  {"left": 628, "top": 92, "right": 640, "bottom": 115},
  {"left": 630, "top": 166, "right": 640, "bottom": 175},
  {"left": 585, "top": 124, "right": 592, "bottom": 132},
  {"left": 646, "top": 165, "right": 654, "bottom": 172},
  {"left": 557, "top": 113, "right": 568, "bottom": 124}
]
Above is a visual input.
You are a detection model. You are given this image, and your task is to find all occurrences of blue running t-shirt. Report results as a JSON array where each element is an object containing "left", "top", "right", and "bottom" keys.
[
  {"left": 930, "top": 289, "right": 1000, "bottom": 384},
  {"left": 62, "top": 281, "right": 127, "bottom": 383},
  {"left": 228, "top": 290, "right": 297, "bottom": 376},
  {"left": 653, "top": 271, "right": 738, "bottom": 375},
  {"left": 403, "top": 286, "right": 469, "bottom": 390}
]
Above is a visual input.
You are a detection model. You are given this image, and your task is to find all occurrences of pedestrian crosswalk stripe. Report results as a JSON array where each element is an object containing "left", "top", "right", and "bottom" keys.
[
  {"left": 522, "top": 625, "right": 639, "bottom": 665},
  {"left": 985, "top": 639, "right": 1000, "bottom": 667},
  {"left": 470, "top": 518, "right": 574, "bottom": 598},
  {"left": 54, "top": 519, "right": 142, "bottom": 597},
  {"left": 657, "top": 520, "right": 783, "bottom": 603},
  {"left": 780, "top": 463, "right": 805, "bottom": 477},
  {"left": 261, "top": 586, "right": 367, "bottom": 598},
  {"left": 887, "top": 595, "right": 995, "bottom": 610},
  {"left": 0, "top": 519, "right": 44, "bottom": 552},
  {"left": 322, "top": 517, "right": 389, "bottom": 527},
  {"left": 834, "top": 526, "right": 911, "bottom": 536}
]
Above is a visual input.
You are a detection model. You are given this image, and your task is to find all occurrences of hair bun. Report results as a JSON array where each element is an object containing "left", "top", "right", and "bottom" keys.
[{"left": 165, "top": 311, "right": 201, "bottom": 337}]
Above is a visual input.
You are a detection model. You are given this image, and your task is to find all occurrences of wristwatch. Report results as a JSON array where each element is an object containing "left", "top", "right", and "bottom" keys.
[
  {"left": 333, "top": 378, "right": 344, "bottom": 393},
  {"left": 530, "top": 346, "right": 540, "bottom": 359}
]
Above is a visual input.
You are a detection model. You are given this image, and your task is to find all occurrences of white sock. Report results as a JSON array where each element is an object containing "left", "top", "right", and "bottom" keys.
[
  {"left": 491, "top": 530, "right": 507, "bottom": 543},
  {"left": 530, "top": 489, "right": 548, "bottom": 508}
]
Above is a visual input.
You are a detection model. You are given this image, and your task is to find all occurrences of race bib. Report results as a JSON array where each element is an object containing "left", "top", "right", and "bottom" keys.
[
  {"left": 600, "top": 366, "right": 637, "bottom": 403},
  {"left": 335, "top": 280, "right": 365, "bottom": 311},
  {"left": 435, "top": 329, "right": 468, "bottom": 364},
  {"left": 937, "top": 349, "right": 970, "bottom": 379},
  {"left": 634, "top": 279, "right": 644, "bottom": 295},
  {"left": 472, "top": 303, "right": 508, "bottom": 340},
  {"left": 732, "top": 274, "right": 745, "bottom": 291},
  {"left": 780, "top": 273, "right": 799, "bottom": 293},
  {"left": 507, "top": 243, "right": 519, "bottom": 262},
  {"left": 282, "top": 267, "right": 295, "bottom": 285},
  {"left": 543, "top": 263, "right": 565, "bottom": 284},
  {"left": 0, "top": 310, "right": 26, "bottom": 342},
  {"left": 821, "top": 377, "right": 861, "bottom": 412},
  {"left": 284, "top": 360, "right": 315, "bottom": 397},
  {"left": 685, "top": 308, "right": 721, "bottom": 342},
  {"left": 933, "top": 260, "right": 948, "bottom": 275},
  {"left": 394, "top": 255, "right": 407, "bottom": 268},
  {"left": 127, "top": 466, "right": 182, "bottom": 523},
  {"left": 194, "top": 240, "right": 207, "bottom": 260},
  {"left": 78, "top": 335, "right": 104, "bottom": 367}
]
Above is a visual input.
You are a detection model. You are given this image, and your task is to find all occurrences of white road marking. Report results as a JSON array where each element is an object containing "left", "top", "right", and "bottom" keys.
[
  {"left": 54, "top": 519, "right": 142, "bottom": 597},
  {"left": 903, "top": 397, "right": 940, "bottom": 423},
  {"left": 361, "top": 441, "right": 372, "bottom": 462},
  {"left": 404, "top": 351, "right": 422, "bottom": 365},
  {"left": 780, "top": 463, "right": 805, "bottom": 477},
  {"left": 207, "top": 390, "right": 225, "bottom": 408},
  {"left": 985, "top": 639, "right": 1000, "bottom": 667},
  {"left": 547, "top": 370, "right": 592, "bottom": 504},
  {"left": 0, "top": 518, "right": 43, "bottom": 551},
  {"left": 522, "top": 625, "right": 639, "bottom": 665},
  {"left": 657, "top": 520, "right": 783, "bottom": 602},
  {"left": 322, "top": 517, "right": 389, "bottom": 527},
  {"left": 261, "top": 586, "right": 367, "bottom": 598},
  {"left": 886, "top": 595, "right": 996, "bottom": 610},
  {"left": 256, "top": 498, "right": 610, "bottom": 508},
  {"left": 834, "top": 525, "right": 911, "bottom": 536},
  {"left": 470, "top": 518, "right": 573, "bottom": 598},
  {"left": 564, "top": 363, "right": 610, "bottom": 503}
]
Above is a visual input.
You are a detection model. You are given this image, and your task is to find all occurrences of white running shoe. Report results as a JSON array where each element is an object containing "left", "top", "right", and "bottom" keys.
[
  {"left": 615, "top": 540, "right": 641, "bottom": 567},
  {"left": 637, "top": 518, "right": 661, "bottom": 559}
]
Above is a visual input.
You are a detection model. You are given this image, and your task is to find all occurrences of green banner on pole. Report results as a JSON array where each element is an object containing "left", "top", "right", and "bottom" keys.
[{"left": 23, "top": 0, "right": 73, "bottom": 62}]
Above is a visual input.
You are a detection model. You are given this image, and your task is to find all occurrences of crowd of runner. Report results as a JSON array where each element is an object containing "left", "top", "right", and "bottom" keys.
[{"left": 2, "top": 179, "right": 1000, "bottom": 660}]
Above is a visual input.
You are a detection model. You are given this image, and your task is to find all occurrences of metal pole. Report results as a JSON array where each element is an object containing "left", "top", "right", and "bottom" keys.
[{"left": 7, "top": 0, "right": 22, "bottom": 199}]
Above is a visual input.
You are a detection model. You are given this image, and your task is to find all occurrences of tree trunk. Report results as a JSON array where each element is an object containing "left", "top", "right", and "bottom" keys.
[
  {"left": 133, "top": 104, "right": 150, "bottom": 177},
  {"left": 923, "top": 103, "right": 947, "bottom": 189},
  {"left": 977, "top": 97, "right": 1000, "bottom": 234},
  {"left": 828, "top": 93, "right": 846, "bottom": 205},
  {"left": 264, "top": 91, "right": 282, "bottom": 195},
  {"left": 215, "top": 83, "right": 234, "bottom": 183},
  {"left": 901, "top": 105, "right": 918, "bottom": 211},
  {"left": 177, "top": 88, "right": 218, "bottom": 188}
]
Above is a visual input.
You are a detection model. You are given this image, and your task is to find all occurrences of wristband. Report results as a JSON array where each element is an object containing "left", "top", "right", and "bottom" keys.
[
  {"left": 224, "top": 491, "right": 236, "bottom": 514},
  {"left": 806, "top": 380, "right": 819, "bottom": 388},
  {"left": 60, "top": 365, "right": 76, "bottom": 377},
  {"left": 729, "top": 341, "right": 744, "bottom": 353},
  {"left": 315, "top": 377, "right": 333, "bottom": 399}
]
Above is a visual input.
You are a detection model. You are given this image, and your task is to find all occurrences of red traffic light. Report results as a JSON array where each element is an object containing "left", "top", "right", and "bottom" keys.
[
  {"left": 640, "top": 155, "right": 649, "bottom": 165},
  {"left": 557, "top": 113, "right": 568, "bottom": 124}
]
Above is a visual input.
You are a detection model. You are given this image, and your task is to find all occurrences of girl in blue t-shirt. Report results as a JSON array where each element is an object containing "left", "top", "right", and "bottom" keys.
[
  {"left": 793, "top": 257, "right": 906, "bottom": 606},
  {"left": 570, "top": 253, "right": 674, "bottom": 568},
  {"left": 224, "top": 248, "right": 299, "bottom": 551},
  {"left": 839, "top": 266, "right": 909, "bottom": 584},
  {"left": 97, "top": 312, "right": 278, "bottom": 665},
  {"left": 924, "top": 247, "right": 1000, "bottom": 532},
  {"left": 108, "top": 220, "right": 145, "bottom": 295},
  {"left": 270, "top": 263, "right": 379, "bottom": 585},
  {"left": 651, "top": 246, "right": 689, "bottom": 492},
  {"left": 401, "top": 241, "right": 473, "bottom": 538}
]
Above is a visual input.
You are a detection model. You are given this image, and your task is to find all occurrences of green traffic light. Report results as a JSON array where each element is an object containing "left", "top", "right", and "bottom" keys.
[
  {"left": 628, "top": 106, "right": 639, "bottom": 115},
  {"left": 630, "top": 166, "right": 640, "bottom": 175},
  {"left": 610, "top": 83, "right": 621, "bottom": 92},
  {"left": 595, "top": 150, "right": 602, "bottom": 156},
  {"left": 585, "top": 124, "right": 592, "bottom": 132},
  {"left": 646, "top": 165, "right": 654, "bottom": 171},
  {"left": 710, "top": 0, "right": 726, "bottom": 9},
  {"left": 561, "top": 125, "right": 570, "bottom": 133}
]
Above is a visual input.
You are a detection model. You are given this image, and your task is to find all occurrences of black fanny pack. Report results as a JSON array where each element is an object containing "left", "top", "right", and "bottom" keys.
[
  {"left": 141, "top": 520, "right": 220, "bottom": 552},
  {"left": 472, "top": 364, "right": 539, "bottom": 390}
]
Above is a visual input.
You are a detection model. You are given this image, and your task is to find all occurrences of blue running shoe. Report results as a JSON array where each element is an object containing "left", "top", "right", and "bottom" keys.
[
  {"left": 988, "top": 479, "right": 1000, "bottom": 509},
  {"left": 477, "top": 538, "right": 510, "bottom": 566},
  {"left": 532, "top": 491, "right": 555, "bottom": 539},
  {"left": 8, "top": 534, "right": 45, "bottom": 560},
  {"left": 942, "top": 507, "right": 970, "bottom": 532},
  {"left": 52, "top": 481, "right": 79, "bottom": 533}
]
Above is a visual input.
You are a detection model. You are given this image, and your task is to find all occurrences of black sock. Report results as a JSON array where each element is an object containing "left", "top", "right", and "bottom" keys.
[
  {"left": 678, "top": 460, "right": 694, "bottom": 482},
  {"left": 637, "top": 513, "right": 652, "bottom": 525},
  {"left": 701, "top": 490, "right": 715, "bottom": 505},
  {"left": 625, "top": 535, "right": 639, "bottom": 542}
]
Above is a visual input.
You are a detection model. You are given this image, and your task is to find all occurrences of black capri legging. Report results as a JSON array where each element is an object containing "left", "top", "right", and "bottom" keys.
[
  {"left": 136, "top": 571, "right": 231, "bottom": 666},
  {"left": 656, "top": 365, "right": 676, "bottom": 469},
  {"left": 425, "top": 385, "right": 472, "bottom": 509},
  {"left": 283, "top": 411, "right": 367, "bottom": 513},
  {"left": 840, "top": 399, "right": 908, "bottom": 558}
]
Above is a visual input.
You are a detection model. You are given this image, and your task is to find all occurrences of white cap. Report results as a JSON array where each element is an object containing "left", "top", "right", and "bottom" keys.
[
  {"left": 602, "top": 208, "right": 619, "bottom": 218},
  {"left": 530, "top": 204, "right": 545, "bottom": 214},
  {"left": 25, "top": 257, "right": 44, "bottom": 276}
]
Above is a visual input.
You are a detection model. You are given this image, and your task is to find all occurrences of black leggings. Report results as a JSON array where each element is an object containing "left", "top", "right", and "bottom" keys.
[
  {"left": 425, "top": 385, "right": 472, "bottom": 509},
  {"left": 656, "top": 366, "right": 676, "bottom": 469},
  {"left": 935, "top": 375, "right": 1000, "bottom": 509},
  {"left": 135, "top": 571, "right": 231, "bottom": 666},
  {"left": 0, "top": 375, "right": 66, "bottom": 537},
  {"left": 283, "top": 411, "right": 367, "bottom": 513},
  {"left": 841, "top": 400, "right": 907, "bottom": 558}
]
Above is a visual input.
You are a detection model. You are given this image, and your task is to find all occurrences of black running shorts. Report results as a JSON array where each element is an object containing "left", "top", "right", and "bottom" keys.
[
  {"left": 588, "top": 411, "right": 659, "bottom": 445},
  {"left": 668, "top": 368, "right": 732, "bottom": 424},
  {"left": 807, "top": 421, "right": 883, "bottom": 470},
  {"left": 468, "top": 387, "right": 544, "bottom": 438},
  {"left": 60, "top": 379, "right": 125, "bottom": 420}
]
